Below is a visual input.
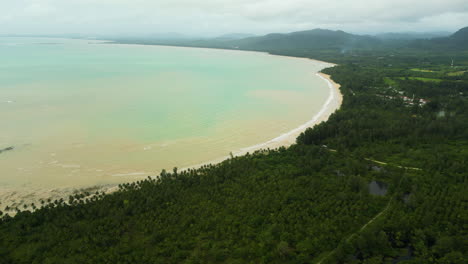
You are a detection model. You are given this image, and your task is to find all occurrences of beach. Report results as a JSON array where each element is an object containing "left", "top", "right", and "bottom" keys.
[
  {"left": 181, "top": 70, "right": 342, "bottom": 170},
  {"left": 0, "top": 50, "right": 342, "bottom": 215},
  {"left": 238, "top": 72, "right": 342, "bottom": 153}
]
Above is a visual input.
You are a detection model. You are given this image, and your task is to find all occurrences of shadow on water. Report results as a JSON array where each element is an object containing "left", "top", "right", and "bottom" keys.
[{"left": 368, "top": 180, "right": 388, "bottom": 196}]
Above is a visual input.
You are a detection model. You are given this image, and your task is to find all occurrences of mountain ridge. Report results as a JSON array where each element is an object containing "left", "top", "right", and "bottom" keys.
[{"left": 112, "top": 26, "right": 467, "bottom": 53}]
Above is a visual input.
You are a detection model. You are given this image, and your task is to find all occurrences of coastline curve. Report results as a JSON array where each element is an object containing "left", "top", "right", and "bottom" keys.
[{"left": 181, "top": 69, "right": 342, "bottom": 171}]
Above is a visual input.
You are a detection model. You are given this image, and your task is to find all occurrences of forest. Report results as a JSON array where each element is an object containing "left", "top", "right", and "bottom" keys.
[{"left": 0, "top": 29, "right": 467, "bottom": 263}]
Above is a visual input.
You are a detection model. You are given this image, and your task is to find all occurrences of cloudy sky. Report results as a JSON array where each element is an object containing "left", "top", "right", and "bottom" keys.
[{"left": 1, "top": 0, "right": 467, "bottom": 36}]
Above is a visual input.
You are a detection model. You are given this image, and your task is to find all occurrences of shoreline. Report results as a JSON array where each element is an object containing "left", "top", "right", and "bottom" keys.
[
  {"left": 103, "top": 42, "right": 343, "bottom": 161},
  {"left": 181, "top": 71, "right": 342, "bottom": 171},
  {"left": 104, "top": 41, "right": 337, "bottom": 68},
  {"left": 238, "top": 72, "right": 342, "bottom": 153},
  {"left": 0, "top": 45, "right": 342, "bottom": 215}
]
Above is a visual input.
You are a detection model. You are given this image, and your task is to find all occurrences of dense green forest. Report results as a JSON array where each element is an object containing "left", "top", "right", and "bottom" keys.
[{"left": 1, "top": 28, "right": 467, "bottom": 263}]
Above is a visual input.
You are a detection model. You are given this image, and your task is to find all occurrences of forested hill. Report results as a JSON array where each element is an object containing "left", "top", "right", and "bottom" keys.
[
  {"left": 1, "top": 28, "right": 468, "bottom": 263},
  {"left": 228, "top": 26, "right": 468, "bottom": 53},
  {"left": 112, "top": 26, "right": 468, "bottom": 56},
  {"left": 410, "top": 26, "right": 468, "bottom": 50},
  {"left": 226, "top": 29, "right": 381, "bottom": 51},
  {"left": 113, "top": 28, "right": 382, "bottom": 53},
  {"left": 446, "top": 26, "right": 468, "bottom": 48},
  {"left": 375, "top": 32, "right": 451, "bottom": 40}
]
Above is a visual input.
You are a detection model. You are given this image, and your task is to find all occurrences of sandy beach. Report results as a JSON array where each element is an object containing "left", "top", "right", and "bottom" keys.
[
  {"left": 181, "top": 71, "right": 342, "bottom": 170},
  {"left": 238, "top": 72, "right": 342, "bottom": 153},
  {"left": 0, "top": 59, "right": 342, "bottom": 216}
]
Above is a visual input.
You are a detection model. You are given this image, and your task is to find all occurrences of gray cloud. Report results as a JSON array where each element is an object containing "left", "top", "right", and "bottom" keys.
[{"left": 1, "top": 0, "right": 467, "bottom": 36}]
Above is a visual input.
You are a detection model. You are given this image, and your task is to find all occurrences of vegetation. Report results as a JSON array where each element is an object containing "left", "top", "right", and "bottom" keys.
[
  {"left": 1, "top": 27, "right": 467, "bottom": 263},
  {"left": 112, "top": 27, "right": 468, "bottom": 54}
]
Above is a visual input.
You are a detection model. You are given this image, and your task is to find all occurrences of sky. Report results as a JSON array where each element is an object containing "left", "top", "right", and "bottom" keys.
[{"left": 1, "top": 0, "right": 468, "bottom": 37}]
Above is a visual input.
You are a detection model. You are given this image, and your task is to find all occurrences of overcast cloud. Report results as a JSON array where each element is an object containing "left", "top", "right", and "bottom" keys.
[{"left": 1, "top": 0, "right": 467, "bottom": 36}]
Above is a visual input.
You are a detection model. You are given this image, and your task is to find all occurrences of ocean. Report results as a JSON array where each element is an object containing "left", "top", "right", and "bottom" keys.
[{"left": 0, "top": 37, "right": 331, "bottom": 188}]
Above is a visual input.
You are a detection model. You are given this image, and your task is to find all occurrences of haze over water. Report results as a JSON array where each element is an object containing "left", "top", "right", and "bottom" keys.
[{"left": 0, "top": 38, "right": 330, "bottom": 188}]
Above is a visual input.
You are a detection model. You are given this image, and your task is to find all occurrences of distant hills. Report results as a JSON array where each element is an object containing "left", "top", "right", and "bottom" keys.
[
  {"left": 375, "top": 31, "right": 451, "bottom": 40},
  {"left": 409, "top": 26, "right": 468, "bottom": 50},
  {"left": 113, "top": 29, "right": 382, "bottom": 53},
  {"left": 107, "top": 26, "right": 468, "bottom": 53},
  {"left": 448, "top": 26, "right": 468, "bottom": 45},
  {"left": 215, "top": 33, "right": 256, "bottom": 40},
  {"left": 226, "top": 29, "right": 381, "bottom": 52},
  {"left": 226, "top": 27, "right": 467, "bottom": 52},
  {"left": 5, "top": 27, "right": 466, "bottom": 53}
]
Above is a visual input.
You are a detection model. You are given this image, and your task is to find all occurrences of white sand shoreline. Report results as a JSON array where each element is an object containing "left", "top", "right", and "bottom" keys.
[
  {"left": 0, "top": 51, "right": 342, "bottom": 215},
  {"left": 180, "top": 70, "right": 342, "bottom": 171}
]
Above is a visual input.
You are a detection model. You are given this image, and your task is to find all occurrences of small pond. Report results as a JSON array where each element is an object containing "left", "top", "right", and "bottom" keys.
[{"left": 368, "top": 180, "right": 388, "bottom": 196}]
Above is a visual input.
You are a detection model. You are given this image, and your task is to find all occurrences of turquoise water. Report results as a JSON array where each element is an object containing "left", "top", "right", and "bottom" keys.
[{"left": 0, "top": 38, "right": 330, "bottom": 188}]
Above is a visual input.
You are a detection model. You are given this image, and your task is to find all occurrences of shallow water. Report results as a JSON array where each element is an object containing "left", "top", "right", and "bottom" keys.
[{"left": 0, "top": 38, "right": 331, "bottom": 188}]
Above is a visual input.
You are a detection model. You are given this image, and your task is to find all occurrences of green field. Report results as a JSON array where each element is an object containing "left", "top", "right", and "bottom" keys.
[
  {"left": 447, "top": 70, "right": 467, "bottom": 76},
  {"left": 410, "top": 68, "right": 435, "bottom": 72},
  {"left": 398, "top": 77, "right": 443, "bottom": 82}
]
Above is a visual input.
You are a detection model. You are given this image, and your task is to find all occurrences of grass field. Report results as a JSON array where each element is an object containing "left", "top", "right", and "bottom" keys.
[{"left": 398, "top": 77, "right": 443, "bottom": 82}]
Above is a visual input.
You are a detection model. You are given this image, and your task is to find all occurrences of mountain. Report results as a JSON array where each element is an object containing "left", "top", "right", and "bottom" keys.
[
  {"left": 215, "top": 33, "right": 256, "bottom": 40},
  {"left": 111, "top": 26, "right": 467, "bottom": 54},
  {"left": 228, "top": 29, "right": 381, "bottom": 52},
  {"left": 449, "top": 26, "right": 468, "bottom": 44},
  {"left": 409, "top": 26, "right": 468, "bottom": 50},
  {"left": 375, "top": 31, "right": 451, "bottom": 40},
  {"left": 112, "top": 29, "right": 382, "bottom": 54}
]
